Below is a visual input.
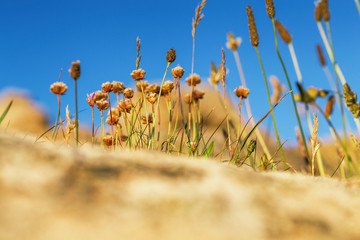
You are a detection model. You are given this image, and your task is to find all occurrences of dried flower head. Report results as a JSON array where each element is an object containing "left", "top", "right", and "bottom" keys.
[
  {"left": 136, "top": 80, "right": 149, "bottom": 92},
  {"left": 185, "top": 74, "right": 201, "bottom": 87},
  {"left": 86, "top": 92, "right": 96, "bottom": 107},
  {"left": 321, "top": 0, "right": 330, "bottom": 22},
  {"left": 146, "top": 93, "right": 158, "bottom": 104},
  {"left": 123, "top": 88, "right": 134, "bottom": 99},
  {"left": 226, "top": 32, "right": 242, "bottom": 51},
  {"left": 69, "top": 60, "right": 80, "bottom": 80},
  {"left": 166, "top": 48, "right": 176, "bottom": 63},
  {"left": 148, "top": 83, "right": 161, "bottom": 94},
  {"left": 221, "top": 48, "right": 226, "bottom": 87},
  {"left": 162, "top": 80, "right": 175, "bottom": 95},
  {"left": 270, "top": 76, "right": 286, "bottom": 104},
  {"left": 316, "top": 44, "right": 326, "bottom": 67},
  {"left": 130, "top": 69, "right": 146, "bottom": 81},
  {"left": 208, "top": 62, "right": 222, "bottom": 86},
  {"left": 95, "top": 99, "right": 109, "bottom": 111},
  {"left": 265, "top": 0, "right": 275, "bottom": 19},
  {"left": 324, "top": 95, "right": 335, "bottom": 119},
  {"left": 50, "top": 82, "right": 68, "bottom": 95},
  {"left": 102, "top": 81, "right": 113, "bottom": 93},
  {"left": 93, "top": 91, "right": 108, "bottom": 102},
  {"left": 247, "top": 5, "right": 259, "bottom": 47},
  {"left": 315, "top": 2, "right": 323, "bottom": 22},
  {"left": 192, "top": 89, "right": 205, "bottom": 102},
  {"left": 118, "top": 99, "right": 133, "bottom": 113},
  {"left": 102, "top": 135, "right": 114, "bottom": 147},
  {"left": 112, "top": 81, "right": 126, "bottom": 94},
  {"left": 184, "top": 94, "right": 192, "bottom": 104},
  {"left": 171, "top": 65, "right": 185, "bottom": 79},
  {"left": 192, "top": 0, "right": 207, "bottom": 39},
  {"left": 234, "top": 86, "right": 250, "bottom": 99},
  {"left": 106, "top": 108, "right": 121, "bottom": 125},
  {"left": 274, "top": 20, "right": 292, "bottom": 44},
  {"left": 343, "top": 83, "right": 360, "bottom": 118},
  {"left": 141, "top": 113, "right": 153, "bottom": 124}
]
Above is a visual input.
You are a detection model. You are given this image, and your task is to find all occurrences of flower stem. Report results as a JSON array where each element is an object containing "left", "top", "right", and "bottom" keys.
[
  {"left": 74, "top": 80, "right": 79, "bottom": 146},
  {"left": 51, "top": 94, "right": 61, "bottom": 140}
]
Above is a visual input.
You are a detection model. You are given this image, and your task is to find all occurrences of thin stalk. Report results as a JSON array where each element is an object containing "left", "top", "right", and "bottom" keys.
[
  {"left": 232, "top": 51, "right": 272, "bottom": 159},
  {"left": 139, "top": 79, "right": 150, "bottom": 148},
  {"left": 91, "top": 106, "right": 94, "bottom": 145},
  {"left": 107, "top": 93, "right": 114, "bottom": 139},
  {"left": 74, "top": 80, "right": 79, "bottom": 146},
  {"left": 272, "top": 19, "right": 309, "bottom": 162},
  {"left": 51, "top": 94, "right": 61, "bottom": 140},
  {"left": 100, "top": 110, "right": 104, "bottom": 148},
  {"left": 255, "top": 47, "right": 287, "bottom": 165}
]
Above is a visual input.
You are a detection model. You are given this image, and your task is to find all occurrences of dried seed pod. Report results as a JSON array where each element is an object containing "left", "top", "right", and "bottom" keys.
[
  {"left": 315, "top": 2, "right": 323, "bottom": 22},
  {"left": 316, "top": 44, "right": 326, "bottom": 67},
  {"left": 141, "top": 113, "right": 153, "bottom": 124},
  {"left": 162, "top": 80, "right": 175, "bottom": 95},
  {"left": 136, "top": 80, "right": 149, "bottom": 92},
  {"left": 146, "top": 93, "right": 158, "bottom": 104},
  {"left": 130, "top": 69, "right": 146, "bottom": 81},
  {"left": 102, "top": 81, "right": 113, "bottom": 93},
  {"left": 148, "top": 83, "right": 160, "bottom": 94},
  {"left": 265, "top": 0, "right": 275, "bottom": 19},
  {"left": 324, "top": 95, "right": 335, "bottom": 119},
  {"left": 226, "top": 32, "right": 242, "bottom": 51},
  {"left": 117, "top": 99, "right": 133, "bottom": 113},
  {"left": 112, "top": 81, "right": 126, "bottom": 94},
  {"left": 102, "top": 135, "right": 114, "bottom": 147},
  {"left": 50, "top": 82, "right": 68, "bottom": 95},
  {"left": 274, "top": 20, "right": 292, "bottom": 44},
  {"left": 106, "top": 108, "right": 120, "bottom": 125},
  {"left": 247, "top": 5, "right": 259, "bottom": 47},
  {"left": 95, "top": 99, "right": 109, "bottom": 111},
  {"left": 123, "top": 88, "right": 134, "bottom": 99},
  {"left": 93, "top": 91, "right": 108, "bottom": 102},
  {"left": 321, "top": 0, "right": 330, "bottom": 22},
  {"left": 166, "top": 48, "right": 176, "bottom": 63},
  {"left": 234, "top": 86, "right": 250, "bottom": 99},
  {"left": 171, "top": 65, "right": 185, "bottom": 79},
  {"left": 86, "top": 92, "right": 96, "bottom": 107},
  {"left": 69, "top": 60, "right": 81, "bottom": 80},
  {"left": 185, "top": 74, "right": 201, "bottom": 87}
]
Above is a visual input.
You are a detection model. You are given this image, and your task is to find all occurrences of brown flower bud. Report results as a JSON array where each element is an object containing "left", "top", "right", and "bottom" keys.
[
  {"left": 50, "top": 82, "right": 68, "bottom": 95},
  {"left": 161, "top": 80, "right": 175, "bottom": 95},
  {"left": 118, "top": 100, "right": 132, "bottom": 113},
  {"left": 185, "top": 74, "right": 201, "bottom": 87},
  {"left": 184, "top": 94, "right": 192, "bottom": 104},
  {"left": 101, "top": 81, "right": 113, "bottom": 93},
  {"left": 265, "top": 0, "right": 275, "bottom": 19},
  {"left": 93, "top": 91, "right": 108, "bottom": 102},
  {"left": 192, "top": 89, "right": 205, "bottom": 102},
  {"left": 146, "top": 93, "right": 158, "bottom": 104},
  {"left": 130, "top": 69, "right": 146, "bottom": 81},
  {"left": 106, "top": 108, "right": 120, "bottom": 125},
  {"left": 141, "top": 113, "right": 153, "bottom": 124},
  {"left": 274, "top": 20, "right": 292, "bottom": 44},
  {"left": 86, "top": 92, "right": 96, "bottom": 107},
  {"left": 148, "top": 83, "right": 160, "bottom": 94},
  {"left": 234, "top": 86, "right": 250, "bottom": 99},
  {"left": 69, "top": 60, "right": 80, "bottom": 80},
  {"left": 247, "top": 5, "right": 259, "bottom": 47},
  {"left": 171, "top": 65, "right": 185, "bottom": 79},
  {"left": 123, "top": 88, "right": 134, "bottom": 99},
  {"left": 112, "top": 81, "right": 126, "bottom": 94},
  {"left": 95, "top": 99, "right": 109, "bottom": 111},
  {"left": 166, "top": 48, "right": 176, "bottom": 63},
  {"left": 102, "top": 135, "right": 114, "bottom": 147},
  {"left": 136, "top": 80, "right": 149, "bottom": 92}
]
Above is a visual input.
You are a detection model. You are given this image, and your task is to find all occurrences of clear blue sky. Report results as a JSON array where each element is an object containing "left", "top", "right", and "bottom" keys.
[{"left": 1, "top": 0, "right": 360, "bottom": 145}]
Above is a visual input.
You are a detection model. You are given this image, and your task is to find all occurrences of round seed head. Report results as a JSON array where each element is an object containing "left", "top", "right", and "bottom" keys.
[
  {"left": 136, "top": 80, "right": 149, "bottom": 92},
  {"left": 93, "top": 91, "right": 108, "bottom": 102},
  {"left": 162, "top": 80, "right": 175, "bottom": 95},
  {"left": 102, "top": 135, "right": 114, "bottom": 147},
  {"left": 50, "top": 82, "right": 68, "bottom": 95},
  {"left": 185, "top": 74, "right": 201, "bottom": 87},
  {"left": 247, "top": 5, "right": 259, "bottom": 47},
  {"left": 146, "top": 93, "right": 158, "bottom": 104},
  {"left": 101, "top": 81, "right": 113, "bottom": 93},
  {"left": 316, "top": 44, "right": 326, "bottom": 67},
  {"left": 112, "top": 81, "right": 126, "bottom": 94},
  {"left": 141, "top": 113, "right": 153, "bottom": 124},
  {"left": 148, "top": 83, "right": 160, "bottom": 94},
  {"left": 86, "top": 92, "right": 96, "bottom": 107},
  {"left": 123, "top": 88, "right": 134, "bottom": 99},
  {"left": 166, "top": 48, "right": 176, "bottom": 63},
  {"left": 274, "top": 20, "right": 292, "bottom": 44},
  {"left": 69, "top": 60, "right": 81, "bottom": 80},
  {"left": 130, "top": 68, "right": 146, "bottom": 81},
  {"left": 95, "top": 99, "right": 109, "bottom": 111},
  {"left": 315, "top": 2, "right": 323, "bottom": 22},
  {"left": 265, "top": 0, "right": 275, "bottom": 19},
  {"left": 106, "top": 108, "right": 120, "bottom": 125},
  {"left": 184, "top": 94, "right": 192, "bottom": 105},
  {"left": 192, "top": 89, "right": 205, "bottom": 102},
  {"left": 226, "top": 32, "right": 242, "bottom": 51},
  {"left": 234, "top": 86, "right": 250, "bottom": 99},
  {"left": 171, "top": 65, "right": 185, "bottom": 79},
  {"left": 117, "top": 99, "right": 132, "bottom": 113}
]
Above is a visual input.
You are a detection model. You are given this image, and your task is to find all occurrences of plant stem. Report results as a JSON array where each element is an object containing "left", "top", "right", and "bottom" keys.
[
  {"left": 91, "top": 106, "right": 94, "bottom": 145},
  {"left": 51, "top": 94, "right": 61, "bottom": 140},
  {"left": 255, "top": 47, "right": 287, "bottom": 166},
  {"left": 100, "top": 110, "right": 104, "bottom": 148},
  {"left": 271, "top": 18, "right": 309, "bottom": 162},
  {"left": 74, "top": 80, "right": 79, "bottom": 146}
]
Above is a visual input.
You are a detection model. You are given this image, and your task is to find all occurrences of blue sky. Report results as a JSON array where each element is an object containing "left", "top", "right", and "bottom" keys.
[{"left": 1, "top": 0, "right": 360, "bottom": 145}]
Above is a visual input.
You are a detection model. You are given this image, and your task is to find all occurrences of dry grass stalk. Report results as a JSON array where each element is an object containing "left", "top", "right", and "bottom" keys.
[
  {"left": 310, "top": 114, "right": 320, "bottom": 176},
  {"left": 192, "top": 0, "right": 207, "bottom": 39}
]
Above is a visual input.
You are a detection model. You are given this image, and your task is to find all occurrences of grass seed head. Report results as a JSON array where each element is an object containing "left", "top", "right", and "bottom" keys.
[
  {"left": 226, "top": 32, "right": 242, "bottom": 51},
  {"left": 171, "top": 65, "right": 185, "bottom": 79},
  {"left": 101, "top": 82, "right": 113, "bottom": 93},
  {"left": 50, "top": 82, "right": 68, "bottom": 95},
  {"left": 234, "top": 86, "right": 250, "bottom": 99},
  {"left": 343, "top": 83, "right": 360, "bottom": 118},
  {"left": 274, "top": 20, "right": 292, "bottom": 44},
  {"left": 324, "top": 95, "right": 335, "bottom": 119},
  {"left": 112, "top": 81, "right": 126, "bottom": 94},
  {"left": 69, "top": 60, "right": 81, "bottom": 80},
  {"left": 265, "top": 0, "right": 275, "bottom": 19},
  {"left": 316, "top": 44, "right": 326, "bottom": 67},
  {"left": 321, "top": 0, "right": 330, "bottom": 22},
  {"left": 315, "top": 2, "right": 323, "bottom": 22},
  {"left": 130, "top": 69, "right": 146, "bottom": 81},
  {"left": 166, "top": 48, "right": 176, "bottom": 63},
  {"left": 247, "top": 5, "right": 259, "bottom": 47},
  {"left": 95, "top": 99, "right": 109, "bottom": 111},
  {"left": 185, "top": 74, "right": 201, "bottom": 87},
  {"left": 192, "top": 0, "right": 207, "bottom": 39},
  {"left": 123, "top": 88, "right": 134, "bottom": 99}
]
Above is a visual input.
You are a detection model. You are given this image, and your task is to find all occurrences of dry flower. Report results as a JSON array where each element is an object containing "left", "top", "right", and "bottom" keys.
[
  {"left": 50, "top": 82, "right": 68, "bottom": 95},
  {"left": 192, "top": 89, "right": 205, "bottom": 102},
  {"left": 130, "top": 69, "right": 146, "bottom": 81},
  {"left": 93, "top": 91, "right": 108, "bottom": 102},
  {"left": 146, "top": 93, "right": 158, "bottom": 104},
  {"left": 141, "top": 113, "right": 153, "bottom": 124},
  {"left": 208, "top": 62, "right": 222, "bottom": 86},
  {"left": 106, "top": 108, "right": 121, "bottom": 125},
  {"left": 69, "top": 60, "right": 80, "bottom": 80},
  {"left": 270, "top": 76, "right": 285, "bottom": 104},
  {"left": 118, "top": 99, "right": 133, "bottom": 113},
  {"left": 343, "top": 83, "right": 360, "bottom": 118},
  {"left": 161, "top": 80, "right": 175, "bottom": 95},
  {"left": 112, "top": 81, "right": 126, "bottom": 94},
  {"left": 86, "top": 92, "right": 96, "bottom": 107},
  {"left": 247, "top": 5, "right": 259, "bottom": 47},
  {"left": 123, "top": 88, "right": 134, "bottom": 99},
  {"left": 102, "top": 135, "right": 114, "bottom": 147},
  {"left": 136, "top": 80, "right": 149, "bottom": 92},
  {"left": 234, "top": 86, "right": 250, "bottom": 99},
  {"left": 185, "top": 74, "right": 201, "bottom": 87},
  {"left": 171, "top": 65, "right": 185, "bottom": 79},
  {"left": 226, "top": 32, "right": 242, "bottom": 51},
  {"left": 101, "top": 82, "right": 113, "bottom": 93},
  {"left": 166, "top": 48, "right": 176, "bottom": 63},
  {"left": 148, "top": 83, "right": 161, "bottom": 94},
  {"left": 95, "top": 99, "right": 109, "bottom": 111}
]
